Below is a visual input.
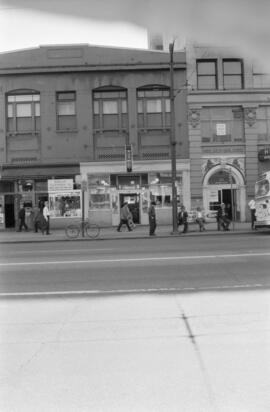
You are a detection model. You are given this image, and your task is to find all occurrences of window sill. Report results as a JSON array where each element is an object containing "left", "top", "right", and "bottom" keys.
[
  {"left": 56, "top": 129, "right": 78, "bottom": 133},
  {"left": 7, "top": 131, "right": 40, "bottom": 136}
]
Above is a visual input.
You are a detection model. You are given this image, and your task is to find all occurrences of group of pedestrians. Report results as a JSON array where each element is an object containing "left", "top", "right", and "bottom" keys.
[{"left": 18, "top": 201, "right": 51, "bottom": 235}]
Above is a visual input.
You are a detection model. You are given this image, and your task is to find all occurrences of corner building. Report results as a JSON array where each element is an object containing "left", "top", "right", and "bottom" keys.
[
  {"left": 187, "top": 43, "right": 270, "bottom": 221},
  {"left": 0, "top": 45, "right": 189, "bottom": 229}
]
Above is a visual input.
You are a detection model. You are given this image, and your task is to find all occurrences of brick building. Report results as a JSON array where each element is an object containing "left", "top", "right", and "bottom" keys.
[{"left": 0, "top": 44, "right": 189, "bottom": 229}]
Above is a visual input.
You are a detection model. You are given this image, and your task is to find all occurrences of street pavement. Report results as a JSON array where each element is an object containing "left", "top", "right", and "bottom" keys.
[
  {"left": 1, "top": 228, "right": 269, "bottom": 411},
  {"left": 0, "top": 221, "right": 256, "bottom": 243}
]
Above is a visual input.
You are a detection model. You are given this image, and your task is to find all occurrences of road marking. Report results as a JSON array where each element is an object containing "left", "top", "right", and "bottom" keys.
[
  {"left": 0, "top": 252, "right": 270, "bottom": 267},
  {"left": 0, "top": 284, "right": 265, "bottom": 297},
  {"left": 1, "top": 247, "right": 114, "bottom": 256}
]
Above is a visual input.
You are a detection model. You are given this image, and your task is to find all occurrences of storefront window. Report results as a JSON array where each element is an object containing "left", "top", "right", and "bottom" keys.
[
  {"left": 48, "top": 191, "right": 81, "bottom": 217},
  {"left": 89, "top": 187, "right": 111, "bottom": 210}
]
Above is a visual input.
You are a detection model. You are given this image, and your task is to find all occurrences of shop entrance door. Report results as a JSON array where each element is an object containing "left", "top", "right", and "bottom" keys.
[
  {"left": 119, "top": 193, "right": 140, "bottom": 224},
  {"left": 5, "top": 195, "right": 15, "bottom": 228},
  {"left": 218, "top": 188, "right": 237, "bottom": 220}
]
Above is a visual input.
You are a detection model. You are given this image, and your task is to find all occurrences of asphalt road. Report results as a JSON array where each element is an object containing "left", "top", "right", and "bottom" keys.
[
  {"left": 0, "top": 233, "right": 269, "bottom": 295},
  {"left": 1, "top": 233, "right": 270, "bottom": 412}
]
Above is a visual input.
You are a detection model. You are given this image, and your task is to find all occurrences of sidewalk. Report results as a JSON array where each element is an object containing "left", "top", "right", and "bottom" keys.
[{"left": 0, "top": 222, "right": 254, "bottom": 243}]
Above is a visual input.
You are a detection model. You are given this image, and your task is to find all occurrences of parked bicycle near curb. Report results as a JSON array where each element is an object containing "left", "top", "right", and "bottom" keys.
[{"left": 65, "top": 219, "right": 100, "bottom": 239}]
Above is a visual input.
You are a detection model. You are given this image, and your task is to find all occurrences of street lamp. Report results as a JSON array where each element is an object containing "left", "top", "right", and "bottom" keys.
[{"left": 169, "top": 41, "right": 178, "bottom": 234}]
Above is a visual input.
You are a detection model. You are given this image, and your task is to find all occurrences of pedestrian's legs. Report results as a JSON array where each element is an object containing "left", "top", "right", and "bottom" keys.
[
  {"left": 149, "top": 218, "right": 156, "bottom": 235},
  {"left": 117, "top": 219, "right": 123, "bottom": 232},
  {"left": 182, "top": 222, "right": 188, "bottom": 233},
  {"left": 251, "top": 209, "right": 256, "bottom": 229},
  {"left": 46, "top": 217, "right": 50, "bottom": 234},
  {"left": 125, "top": 219, "right": 132, "bottom": 231}
]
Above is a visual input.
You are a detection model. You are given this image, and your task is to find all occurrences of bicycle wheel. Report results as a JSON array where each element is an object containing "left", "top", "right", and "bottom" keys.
[
  {"left": 85, "top": 223, "right": 100, "bottom": 239},
  {"left": 65, "top": 224, "right": 80, "bottom": 239}
]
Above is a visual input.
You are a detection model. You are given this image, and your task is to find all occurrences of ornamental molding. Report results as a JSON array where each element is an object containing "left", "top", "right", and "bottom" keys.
[
  {"left": 188, "top": 109, "right": 200, "bottom": 128},
  {"left": 201, "top": 157, "right": 245, "bottom": 177},
  {"left": 244, "top": 108, "right": 257, "bottom": 127}
]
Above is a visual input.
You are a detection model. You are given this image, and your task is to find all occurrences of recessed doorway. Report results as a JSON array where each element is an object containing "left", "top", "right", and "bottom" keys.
[{"left": 119, "top": 193, "right": 140, "bottom": 224}]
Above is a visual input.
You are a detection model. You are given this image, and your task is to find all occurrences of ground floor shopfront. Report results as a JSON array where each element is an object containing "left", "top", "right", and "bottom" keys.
[
  {"left": 0, "top": 163, "right": 80, "bottom": 230},
  {"left": 190, "top": 155, "right": 249, "bottom": 222},
  {"left": 80, "top": 159, "right": 191, "bottom": 227}
]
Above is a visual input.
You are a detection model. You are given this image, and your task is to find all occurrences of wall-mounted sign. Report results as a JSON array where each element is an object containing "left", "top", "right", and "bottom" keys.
[
  {"left": 125, "top": 144, "right": 133, "bottom": 173},
  {"left": 258, "top": 147, "right": 270, "bottom": 161},
  {"left": 216, "top": 123, "right": 226, "bottom": 136},
  {"left": 48, "top": 179, "right": 73, "bottom": 192}
]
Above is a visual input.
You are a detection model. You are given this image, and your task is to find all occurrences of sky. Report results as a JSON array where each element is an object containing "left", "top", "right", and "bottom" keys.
[{"left": 0, "top": 0, "right": 270, "bottom": 69}]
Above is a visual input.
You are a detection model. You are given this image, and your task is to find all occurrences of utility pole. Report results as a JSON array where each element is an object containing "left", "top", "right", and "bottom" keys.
[{"left": 169, "top": 41, "right": 178, "bottom": 234}]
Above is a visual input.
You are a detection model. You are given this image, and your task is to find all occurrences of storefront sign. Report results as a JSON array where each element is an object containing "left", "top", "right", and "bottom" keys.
[
  {"left": 125, "top": 144, "right": 133, "bottom": 173},
  {"left": 208, "top": 190, "right": 219, "bottom": 201},
  {"left": 258, "top": 147, "right": 270, "bottom": 161},
  {"left": 48, "top": 179, "right": 73, "bottom": 192}
]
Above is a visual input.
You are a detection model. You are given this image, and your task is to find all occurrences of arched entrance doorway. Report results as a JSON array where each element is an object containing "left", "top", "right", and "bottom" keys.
[{"left": 203, "top": 165, "right": 246, "bottom": 222}]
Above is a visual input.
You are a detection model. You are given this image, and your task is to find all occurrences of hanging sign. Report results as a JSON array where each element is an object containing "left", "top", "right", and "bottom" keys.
[{"left": 258, "top": 147, "right": 270, "bottom": 161}]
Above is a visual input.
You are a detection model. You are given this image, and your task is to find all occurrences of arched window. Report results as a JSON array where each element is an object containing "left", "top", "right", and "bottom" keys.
[
  {"left": 137, "top": 85, "right": 170, "bottom": 130},
  {"left": 93, "top": 86, "right": 128, "bottom": 131},
  {"left": 7, "top": 89, "right": 40, "bottom": 133}
]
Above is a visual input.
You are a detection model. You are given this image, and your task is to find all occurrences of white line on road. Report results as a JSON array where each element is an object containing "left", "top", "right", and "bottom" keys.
[
  {"left": 0, "top": 284, "right": 264, "bottom": 297},
  {"left": 0, "top": 252, "right": 270, "bottom": 267}
]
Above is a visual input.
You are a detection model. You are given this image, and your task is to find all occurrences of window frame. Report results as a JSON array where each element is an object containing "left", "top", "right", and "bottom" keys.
[
  {"left": 223, "top": 59, "right": 244, "bottom": 90},
  {"left": 7, "top": 92, "right": 40, "bottom": 133},
  {"left": 196, "top": 59, "right": 218, "bottom": 90},
  {"left": 137, "top": 86, "right": 170, "bottom": 130},
  {"left": 56, "top": 91, "right": 77, "bottom": 131},
  {"left": 93, "top": 88, "right": 128, "bottom": 131}
]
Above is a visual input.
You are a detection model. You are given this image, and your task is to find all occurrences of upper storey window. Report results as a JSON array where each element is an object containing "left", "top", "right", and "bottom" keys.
[
  {"left": 56, "top": 91, "right": 76, "bottom": 131},
  {"left": 7, "top": 92, "right": 40, "bottom": 133},
  {"left": 197, "top": 60, "right": 217, "bottom": 90},
  {"left": 137, "top": 86, "right": 170, "bottom": 129},
  {"left": 93, "top": 87, "right": 128, "bottom": 131},
  {"left": 223, "top": 59, "right": 244, "bottom": 89}
]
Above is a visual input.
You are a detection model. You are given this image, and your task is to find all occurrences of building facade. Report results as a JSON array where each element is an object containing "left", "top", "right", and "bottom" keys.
[
  {"left": 187, "top": 43, "right": 270, "bottom": 221},
  {"left": 0, "top": 44, "right": 189, "bottom": 229}
]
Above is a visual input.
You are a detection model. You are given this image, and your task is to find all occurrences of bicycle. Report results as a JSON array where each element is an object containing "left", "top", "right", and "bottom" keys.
[{"left": 65, "top": 219, "right": 100, "bottom": 239}]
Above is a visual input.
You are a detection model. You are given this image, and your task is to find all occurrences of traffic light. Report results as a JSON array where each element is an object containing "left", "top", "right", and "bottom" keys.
[{"left": 125, "top": 144, "right": 133, "bottom": 173}]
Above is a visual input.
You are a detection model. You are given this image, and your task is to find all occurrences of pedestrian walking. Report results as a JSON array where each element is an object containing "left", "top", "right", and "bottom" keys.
[
  {"left": 195, "top": 206, "right": 206, "bottom": 232},
  {"left": 43, "top": 201, "right": 51, "bottom": 235},
  {"left": 178, "top": 205, "right": 188, "bottom": 233},
  {"left": 248, "top": 198, "right": 256, "bottom": 229},
  {"left": 217, "top": 203, "right": 231, "bottom": 231},
  {"left": 148, "top": 201, "right": 157, "bottom": 236},
  {"left": 32, "top": 204, "right": 46, "bottom": 234},
  {"left": 18, "top": 205, "right": 28, "bottom": 232},
  {"left": 117, "top": 202, "right": 132, "bottom": 232}
]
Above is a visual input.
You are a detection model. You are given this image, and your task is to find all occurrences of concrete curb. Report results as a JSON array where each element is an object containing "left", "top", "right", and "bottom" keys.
[{"left": 0, "top": 229, "right": 256, "bottom": 244}]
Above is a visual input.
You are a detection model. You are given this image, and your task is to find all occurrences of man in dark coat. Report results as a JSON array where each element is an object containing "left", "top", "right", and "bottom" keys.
[
  {"left": 18, "top": 205, "right": 28, "bottom": 232},
  {"left": 178, "top": 205, "right": 188, "bottom": 234},
  {"left": 148, "top": 201, "right": 157, "bottom": 236}
]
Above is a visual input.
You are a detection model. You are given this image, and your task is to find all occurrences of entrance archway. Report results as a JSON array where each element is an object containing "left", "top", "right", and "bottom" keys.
[{"left": 203, "top": 165, "right": 246, "bottom": 222}]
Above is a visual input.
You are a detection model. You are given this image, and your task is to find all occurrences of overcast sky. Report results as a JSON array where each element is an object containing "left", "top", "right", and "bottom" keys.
[{"left": 0, "top": 0, "right": 269, "bottom": 69}]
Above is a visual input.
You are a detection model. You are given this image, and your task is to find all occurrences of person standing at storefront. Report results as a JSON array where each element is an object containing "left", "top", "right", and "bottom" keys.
[
  {"left": 248, "top": 198, "right": 256, "bottom": 230},
  {"left": 148, "top": 201, "right": 157, "bottom": 236},
  {"left": 18, "top": 205, "right": 28, "bottom": 232},
  {"left": 178, "top": 205, "right": 188, "bottom": 234},
  {"left": 117, "top": 202, "right": 132, "bottom": 232},
  {"left": 43, "top": 201, "right": 51, "bottom": 235}
]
